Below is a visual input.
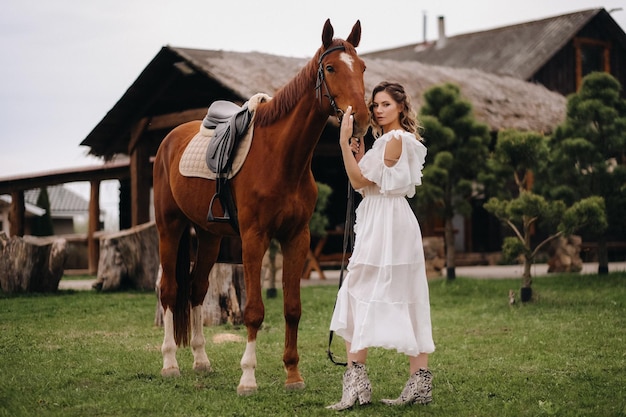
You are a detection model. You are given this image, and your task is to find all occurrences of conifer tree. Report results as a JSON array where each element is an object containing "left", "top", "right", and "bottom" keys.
[
  {"left": 33, "top": 187, "right": 54, "bottom": 236},
  {"left": 413, "top": 83, "right": 491, "bottom": 279},
  {"left": 484, "top": 129, "right": 607, "bottom": 301},
  {"left": 541, "top": 72, "right": 626, "bottom": 274}
]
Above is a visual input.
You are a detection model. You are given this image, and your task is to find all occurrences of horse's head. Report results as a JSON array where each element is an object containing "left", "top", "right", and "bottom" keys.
[{"left": 316, "top": 19, "right": 368, "bottom": 138}]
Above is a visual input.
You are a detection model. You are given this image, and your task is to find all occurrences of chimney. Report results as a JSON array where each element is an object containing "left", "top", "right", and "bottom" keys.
[{"left": 436, "top": 15, "right": 447, "bottom": 49}]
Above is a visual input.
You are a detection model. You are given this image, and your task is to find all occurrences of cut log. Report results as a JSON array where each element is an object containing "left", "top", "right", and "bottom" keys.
[
  {"left": 548, "top": 235, "right": 583, "bottom": 273},
  {"left": 202, "top": 263, "right": 245, "bottom": 326},
  {"left": 154, "top": 263, "right": 246, "bottom": 327},
  {"left": 93, "top": 222, "right": 159, "bottom": 291},
  {"left": 0, "top": 232, "right": 66, "bottom": 293},
  {"left": 423, "top": 236, "right": 445, "bottom": 279}
]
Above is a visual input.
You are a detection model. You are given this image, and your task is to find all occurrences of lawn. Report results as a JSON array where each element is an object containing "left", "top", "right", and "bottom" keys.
[{"left": 1, "top": 273, "right": 625, "bottom": 417}]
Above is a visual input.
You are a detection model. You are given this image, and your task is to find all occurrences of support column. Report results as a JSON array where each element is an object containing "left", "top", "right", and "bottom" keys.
[
  {"left": 88, "top": 180, "right": 101, "bottom": 275},
  {"left": 129, "top": 119, "right": 151, "bottom": 227},
  {"left": 9, "top": 191, "right": 25, "bottom": 237}
]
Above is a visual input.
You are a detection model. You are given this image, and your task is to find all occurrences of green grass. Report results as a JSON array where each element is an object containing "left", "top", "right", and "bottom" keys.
[
  {"left": 1, "top": 273, "right": 625, "bottom": 417},
  {"left": 60, "top": 274, "right": 95, "bottom": 281}
]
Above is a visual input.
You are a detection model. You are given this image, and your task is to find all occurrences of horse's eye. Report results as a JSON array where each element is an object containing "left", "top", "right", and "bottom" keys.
[{"left": 325, "top": 65, "right": 334, "bottom": 73}]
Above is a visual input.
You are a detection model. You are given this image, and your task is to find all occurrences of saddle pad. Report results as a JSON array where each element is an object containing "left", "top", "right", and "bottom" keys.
[{"left": 179, "top": 124, "right": 255, "bottom": 180}]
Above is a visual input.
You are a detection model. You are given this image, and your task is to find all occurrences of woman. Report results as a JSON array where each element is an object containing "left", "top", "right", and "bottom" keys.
[{"left": 327, "top": 82, "right": 435, "bottom": 410}]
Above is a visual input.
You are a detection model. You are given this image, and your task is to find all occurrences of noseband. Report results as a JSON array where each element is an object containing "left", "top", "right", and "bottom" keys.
[{"left": 315, "top": 45, "right": 347, "bottom": 121}]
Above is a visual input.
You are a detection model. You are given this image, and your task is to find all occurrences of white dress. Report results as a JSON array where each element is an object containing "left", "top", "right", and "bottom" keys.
[{"left": 329, "top": 130, "right": 435, "bottom": 356}]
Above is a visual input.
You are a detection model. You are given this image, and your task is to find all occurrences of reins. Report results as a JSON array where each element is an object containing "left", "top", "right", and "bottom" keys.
[
  {"left": 315, "top": 45, "right": 347, "bottom": 121},
  {"left": 327, "top": 181, "right": 355, "bottom": 366},
  {"left": 315, "top": 43, "right": 357, "bottom": 366}
]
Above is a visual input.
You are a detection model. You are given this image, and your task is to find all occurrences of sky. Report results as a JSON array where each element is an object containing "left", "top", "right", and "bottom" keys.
[{"left": 1, "top": 0, "right": 625, "bottom": 216}]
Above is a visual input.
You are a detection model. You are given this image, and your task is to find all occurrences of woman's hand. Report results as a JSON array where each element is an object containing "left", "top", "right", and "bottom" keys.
[
  {"left": 339, "top": 106, "right": 354, "bottom": 148},
  {"left": 340, "top": 106, "right": 362, "bottom": 157},
  {"left": 339, "top": 106, "right": 373, "bottom": 189}
]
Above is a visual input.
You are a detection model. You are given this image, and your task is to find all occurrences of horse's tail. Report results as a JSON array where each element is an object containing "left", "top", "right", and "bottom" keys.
[{"left": 173, "top": 227, "right": 192, "bottom": 347}]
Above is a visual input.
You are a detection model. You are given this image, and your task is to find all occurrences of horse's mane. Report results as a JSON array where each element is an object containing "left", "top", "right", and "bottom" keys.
[{"left": 254, "top": 40, "right": 351, "bottom": 127}]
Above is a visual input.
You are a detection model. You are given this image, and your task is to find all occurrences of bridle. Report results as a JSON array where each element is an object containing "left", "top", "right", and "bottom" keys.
[{"left": 315, "top": 45, "right": 347, "bottom": 121}]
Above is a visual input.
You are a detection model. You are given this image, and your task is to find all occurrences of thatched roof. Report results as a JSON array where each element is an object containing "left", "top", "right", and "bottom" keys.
[
  {"left": 175, "top": 47, "right": 566, "bottom": 132},
  {"left": 81, "top": 46, "right": 566, "bottom": 159}
]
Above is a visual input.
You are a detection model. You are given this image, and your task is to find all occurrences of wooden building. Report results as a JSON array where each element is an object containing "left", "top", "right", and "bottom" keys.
[
  {"left": 75, "top": 46, "right": 566, "bottom": 256},
  {"left": 2, "top": 23, "right": 572, "bottom": 272},
  {"left": 364, "top": 8, "right": 626, "bottom": 97}
]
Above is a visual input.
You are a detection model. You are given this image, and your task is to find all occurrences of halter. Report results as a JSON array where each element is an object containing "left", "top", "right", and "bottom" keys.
[{"left": 315, "top": 45, "right": 347, "bottom": 121}]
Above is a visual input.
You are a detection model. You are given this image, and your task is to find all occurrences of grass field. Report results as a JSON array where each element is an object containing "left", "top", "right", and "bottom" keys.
[{"left": 1, "top": 273, "right": 625, "bottom": 417}]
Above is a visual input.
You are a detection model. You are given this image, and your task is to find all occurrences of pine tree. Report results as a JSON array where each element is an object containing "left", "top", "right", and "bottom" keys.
[
  {"left": 484, "top": 129, "right": 607, "bottom": 301},
  {"left": 413, "top": 83, "right": 491, "bottom": 279},
  {"left": 33, "top": 187, "right": 54, "bottom": 236},
  {"left": 542, "top": 72, "right": 626, "bottom": 274}
]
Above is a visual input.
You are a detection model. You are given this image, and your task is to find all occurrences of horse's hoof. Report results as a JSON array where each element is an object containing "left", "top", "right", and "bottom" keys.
[
  {"left": 285, "top": 381, "right": 306, "bottom": 391},
  {"left": 237, "top": 385, "right": 258, "bottom": 396},
  {"left": 193, "top": 362, "right": 213, "bottom": 373},
  {"left": 161, "top": 367, "right": 181, "bottom": 377}
]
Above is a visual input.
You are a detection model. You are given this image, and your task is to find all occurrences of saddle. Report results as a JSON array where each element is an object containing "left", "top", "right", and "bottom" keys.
[
  {"left": 203, "top": 100, "right": 253, "bottom": 175},
  {"left": 201, "top": 94, "right": 271, "bottom": 232}
]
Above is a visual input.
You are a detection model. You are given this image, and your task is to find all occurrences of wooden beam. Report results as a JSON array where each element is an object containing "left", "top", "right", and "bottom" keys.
[
  {"left": 128, "top": 117, "right": 150, "bottom": 156},
  {"left": 147, "top": 108, "right": 208, "bottom": 131},
  {"left": 0, "top": 161, "right": 131, "bottom": 195},
  {"left": 129, "top": 120, "right": 151, "bottom": 226},
  {"left": 9, "top": 191, "right": 25, "bottom": 237},
  {"left": 87, "top": 180, "right": 101, "bottom": 275}
]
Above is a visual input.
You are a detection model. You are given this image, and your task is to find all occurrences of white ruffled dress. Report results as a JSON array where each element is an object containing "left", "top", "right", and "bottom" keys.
[{"left": 329, "top": 130, "right": 435, "bottom": 356}]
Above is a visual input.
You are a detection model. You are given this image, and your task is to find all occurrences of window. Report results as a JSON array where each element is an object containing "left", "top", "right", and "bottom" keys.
[{"left": 573, "top": 38, "right": 611, "bottom": 90}]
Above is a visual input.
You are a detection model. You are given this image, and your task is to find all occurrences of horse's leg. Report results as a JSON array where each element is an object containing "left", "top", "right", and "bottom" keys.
[
  {"left": 189, "top": 229, "right": 221, "bottom": 373},
  {"left": 158, "top": 219, "right": 187, "bottom": 377},
  {"left": 237, "top": 231, "right": 269, "bottom": 395},
  {"left": 279, "top": 229, "right": 309, "bottom": 390}
]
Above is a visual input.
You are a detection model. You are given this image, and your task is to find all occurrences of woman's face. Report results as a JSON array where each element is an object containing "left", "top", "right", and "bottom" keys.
[{"left": 371, "top": 90, "right": 401, "bottom": 130}]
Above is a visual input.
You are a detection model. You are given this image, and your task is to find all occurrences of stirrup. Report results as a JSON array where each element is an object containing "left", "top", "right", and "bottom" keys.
[{"left": 206, "top": 193, "right": 231, "bottom": 223}]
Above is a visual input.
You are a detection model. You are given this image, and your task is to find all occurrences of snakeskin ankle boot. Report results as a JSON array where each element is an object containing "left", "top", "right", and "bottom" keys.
[
  {"left": 326, "top": 362, "right": 372, "bottom": 410},
  {"left": 381, "top": 368, "right": 433, "bottom": 406}
]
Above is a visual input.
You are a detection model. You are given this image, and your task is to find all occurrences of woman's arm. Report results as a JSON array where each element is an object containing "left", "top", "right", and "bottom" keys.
[{"left": 340, "top": 106, "right": 374, "bottom": 190}]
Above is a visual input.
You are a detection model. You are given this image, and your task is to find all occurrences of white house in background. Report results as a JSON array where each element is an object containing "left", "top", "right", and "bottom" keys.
[{"left": 0, "top": 184, "right": 103, "bottom": 236}]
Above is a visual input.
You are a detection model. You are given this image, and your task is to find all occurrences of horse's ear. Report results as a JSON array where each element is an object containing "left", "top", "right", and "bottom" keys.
[
  {"left": 322, "top": 18, "right": 334, "bottom": 48},
  {"left": 346, "top": 20, "right": 361, "bottom": 48}
]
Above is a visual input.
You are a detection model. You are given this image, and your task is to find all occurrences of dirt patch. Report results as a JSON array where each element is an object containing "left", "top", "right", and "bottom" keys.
[{"left": 212, "top": 333, "right": 245, "bottom": 344}]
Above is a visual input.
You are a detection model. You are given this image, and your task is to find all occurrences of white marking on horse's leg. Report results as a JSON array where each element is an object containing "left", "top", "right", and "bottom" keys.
[
  {"left": 161, "top": 309, "right": 180, "bottom": 377},
  {"left": 340, "top": 52, "right": 354, "bottom": 71},
  {"left": 237, "top": 341, "right": 258, "bottom": 395},
  {"left": 190, "top": 305, "right": 212, "bottom": 372}
]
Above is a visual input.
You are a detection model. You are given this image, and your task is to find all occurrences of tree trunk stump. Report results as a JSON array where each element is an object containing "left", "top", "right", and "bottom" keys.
[
  {"left": 154, "top": 263, "right": 246, "bottom": 327},
  {"left": 0, "top": 232, "right": 66, "bottom": 293},
  {"left": 93, "top": 222, "right": 159, "bottom": 291},
  {"left": 423, "top": 236, "right": 445, "bottom": 279},
  {"left": 547, "top": 235, "right": 583, "bottom": 273},
  {"left": 202, "top": 263, "right": 245, "bottom": 326}
]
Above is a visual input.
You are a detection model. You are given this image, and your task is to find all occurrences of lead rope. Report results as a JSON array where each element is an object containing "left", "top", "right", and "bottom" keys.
[{"left": 327, "top": 181, "right": 355, "bottom": 366}]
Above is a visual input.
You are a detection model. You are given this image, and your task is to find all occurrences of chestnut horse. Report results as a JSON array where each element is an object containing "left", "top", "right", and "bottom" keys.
[{"left": 153, "top": 19, "right": 368, "bottom": 394}]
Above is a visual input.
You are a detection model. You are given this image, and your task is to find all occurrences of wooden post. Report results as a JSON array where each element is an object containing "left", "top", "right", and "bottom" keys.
[
  {"left": 9, "top": 191, "right": 25, "bottom": 237},
  {"left": 129, "top": 119, "right": 151, "bottom": 226},
  {"left": 88, "top": 180, "right": 101, "bottom": 275}
]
